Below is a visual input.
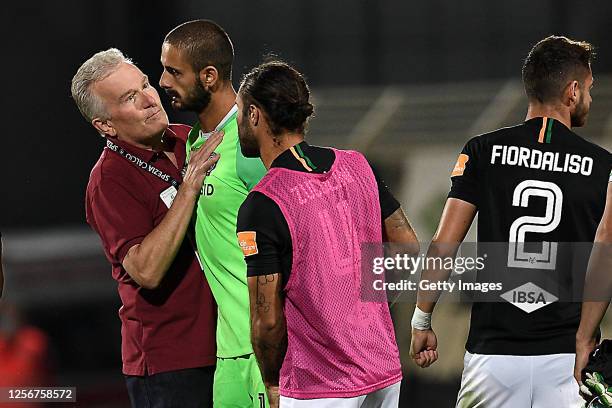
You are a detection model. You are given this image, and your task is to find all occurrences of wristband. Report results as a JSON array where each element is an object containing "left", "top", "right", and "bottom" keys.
[{"left": 411, "top": 305, "right": 432, "bottom": 330}]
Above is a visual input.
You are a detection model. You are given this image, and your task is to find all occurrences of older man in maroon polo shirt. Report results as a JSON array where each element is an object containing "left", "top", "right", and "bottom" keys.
[{"left": 71, "top": 48, "right": 219, "bottom": 407}]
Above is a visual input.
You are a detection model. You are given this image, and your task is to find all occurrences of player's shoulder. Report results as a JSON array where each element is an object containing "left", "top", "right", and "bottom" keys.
[
  {"left": 240, "top": 191, "right": 271, "bottom": 215},
  {"left": 335, "top": 146, "right": 364, "bottom": 158},
  {"left": 473, "top": 123, "right": 526, "bottom": 145},
  {"left": 570, "top": 131, "right": 611, "bottom": 159},
  {"left": 461, "top": 123, "right": 541, "bottom": 155},
  {"left": 238, "top": 191, "right": 279, "bottom": 229},
  {"left": 333, "top": 146, "right": 374, "bottom": 170}
]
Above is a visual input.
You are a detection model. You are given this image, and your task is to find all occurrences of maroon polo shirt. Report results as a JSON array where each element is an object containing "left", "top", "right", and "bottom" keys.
[{"left": 86, "top": 124, "right": 216, "bottom": 376}]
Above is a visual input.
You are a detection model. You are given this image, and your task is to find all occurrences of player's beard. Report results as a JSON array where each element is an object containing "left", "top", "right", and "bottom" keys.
[
  {"left": 571, "top": 92, "right": 590, "bottom": 127},
  {"left": 170, "top": 80, "right": 211, "bottom": 113},
  {"left": 238, "top": 117, "right": 260, "bottom": 158}
]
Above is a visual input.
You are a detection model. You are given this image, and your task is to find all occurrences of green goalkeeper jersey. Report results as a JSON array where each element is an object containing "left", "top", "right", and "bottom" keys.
[{"left": 186, "top": 105, "right": 266, "bottom": 358}]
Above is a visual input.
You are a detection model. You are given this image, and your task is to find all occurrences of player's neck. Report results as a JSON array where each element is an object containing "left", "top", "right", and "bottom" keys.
[
  {"left": 260, "top": 133, "right": 305, "bottom": 170},
  {"left": 197, "top": 85, "right": 237, "bottom": 133},
  {"left": 525, "top": 103, "right": 572, "bottom": 129}
]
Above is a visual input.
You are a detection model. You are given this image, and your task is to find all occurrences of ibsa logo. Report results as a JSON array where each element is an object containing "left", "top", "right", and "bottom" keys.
[{"left": 500, "top": 282, "right": 558, "bottom": 313}]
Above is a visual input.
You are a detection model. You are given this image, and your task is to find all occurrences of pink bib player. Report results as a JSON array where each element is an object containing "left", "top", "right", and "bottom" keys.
[{"left": 253, "top": 148, "right": 402, "bottom": 399}]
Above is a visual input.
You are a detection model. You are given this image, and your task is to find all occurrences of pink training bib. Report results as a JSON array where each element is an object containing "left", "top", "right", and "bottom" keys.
[{"left": 254, "top": 148, "right": 402, "bottom": 399}]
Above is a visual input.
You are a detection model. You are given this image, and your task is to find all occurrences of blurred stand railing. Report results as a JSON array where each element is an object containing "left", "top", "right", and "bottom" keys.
[{"left": 308, "top": 75, "right": 612, "bottom": 160}]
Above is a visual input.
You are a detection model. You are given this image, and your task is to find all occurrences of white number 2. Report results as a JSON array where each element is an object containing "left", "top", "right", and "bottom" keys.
[{"left": 507, "top": 180, "right": 563, "bottom": 270}]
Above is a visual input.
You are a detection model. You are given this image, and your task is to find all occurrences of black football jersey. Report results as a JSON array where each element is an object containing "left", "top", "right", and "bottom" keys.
[{"left": 449, "top": 116, "right": 612, "bottom": 355}]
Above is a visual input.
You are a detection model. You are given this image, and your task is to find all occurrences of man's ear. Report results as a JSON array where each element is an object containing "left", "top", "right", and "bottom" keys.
[
  {"left": 565, "top": 80, "right": 580, "bottom": 107},
  {"left": 249, "top": 104, "right": 260, "bottom": 127},
  {"left": 92, "top": 118, "right": 116, "bottom": 137},
  {"left": 199, "top": 66, "right": 219, "bottom": 90}
]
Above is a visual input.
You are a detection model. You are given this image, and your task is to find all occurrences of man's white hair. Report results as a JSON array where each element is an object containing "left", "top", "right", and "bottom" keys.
[{"left": 71, "top": 48, "right": 132, "bottom": 123}]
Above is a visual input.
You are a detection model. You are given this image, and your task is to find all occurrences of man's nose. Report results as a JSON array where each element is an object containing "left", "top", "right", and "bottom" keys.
[
  {"left": 141, "top": 89, "right": 157, "bottom": 108},
  {"left": 159, "top": 71, "right": 170, "bottom": 89}
]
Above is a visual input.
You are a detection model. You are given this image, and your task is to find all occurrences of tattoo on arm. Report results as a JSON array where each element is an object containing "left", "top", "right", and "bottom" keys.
[
  {"left": 386, "top": 208, "right": 413, "bottom": 233},
  {"left": 384, "top": 207, "right": 418, "bottom": 244},
  {"left": 249, "top": 273, "right": 287, "bottom": 386},
  {"left": 256, "top": 275, "right": 275, "bottom": 313}
]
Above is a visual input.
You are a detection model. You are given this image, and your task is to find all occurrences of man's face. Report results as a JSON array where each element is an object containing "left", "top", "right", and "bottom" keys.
[
  {"left": 571, "top": 71, "right": 593, "bottom": 128},
  {"left": 93, "top": 63, "right": 168, "bottom": 143},
  {"left": 159, "top": 43, "right": 211, "bottom": 113},
  {"left": 236, "top": 93, "right": 260, "bottom": 158}
]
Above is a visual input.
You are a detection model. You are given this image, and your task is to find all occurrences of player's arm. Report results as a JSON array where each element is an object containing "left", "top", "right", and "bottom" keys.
[
  {"left": 411, "top": 139, "right": 480, "bottom": 368},
  {"left": 410, "top": 198, "right": 476, "bottom": 368},
  {"left": 416, "top": 139, "right": 480, "bottom": 313},
  {"left": 369, "top": 160, "right": 419, "bottom": 254},
  {"left": 416, "top": 198, "right": 477, "bottom": 313},
  {"left": 384, "top": 207, "right": 420, "bottom": 256},
  {"left": 248, "top": 273, "right": 286, "bottom": 406},
  {"left": 122, "top": 132, "right": 222, "bottom": 289},
  {"left": 237, "top": 193, "right": 288, "bottom": 407},
  {"left": 575, "top": 182, "right": 612, "bottom": 384},
  {"left": 382, "top": 207, "right": 420, "bottom": 294}
]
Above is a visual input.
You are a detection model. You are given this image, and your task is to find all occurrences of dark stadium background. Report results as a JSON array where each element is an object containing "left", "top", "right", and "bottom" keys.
[{"left": 2, "top": 1, "right": 611, "bottom": 406}]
